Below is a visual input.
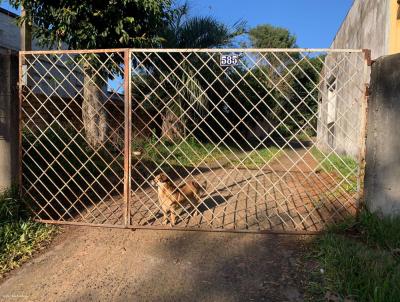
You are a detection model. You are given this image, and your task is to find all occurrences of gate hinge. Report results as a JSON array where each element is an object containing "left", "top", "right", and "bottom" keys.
[
  {"left": 362, "top": 49, "right": 372, "bottom": 66},
  {"left": 364, "top": 84, "right": 371, "bottom": 97}
]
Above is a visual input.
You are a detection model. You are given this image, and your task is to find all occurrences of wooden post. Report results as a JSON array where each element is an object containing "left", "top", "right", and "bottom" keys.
[
  {"left": 18, "top": 6, "right": 31, "bottom": 193},
  {"left": 20, "top": 6, "right": 32, "bottom": 52}
]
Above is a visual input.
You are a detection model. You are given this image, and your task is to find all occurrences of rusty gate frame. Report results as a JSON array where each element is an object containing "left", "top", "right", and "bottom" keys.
[{"left": 18, "top": 48, "right": 371, "bottom": 234}]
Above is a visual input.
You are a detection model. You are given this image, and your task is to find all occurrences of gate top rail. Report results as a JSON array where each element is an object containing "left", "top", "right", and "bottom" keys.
[{"left": 19, "top": 48, "right": 365, "bottom": 55}]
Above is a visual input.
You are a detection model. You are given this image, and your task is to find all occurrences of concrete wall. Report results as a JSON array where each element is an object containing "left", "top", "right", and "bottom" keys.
[
  {"left": 365, "top": 53, "right": 400, "bottom": 216},
  {"left": 316, "top": 51, "right": 369, "bottom": 158},
  {"left": 0, "top": 50, "right": 19, "bottom": 189},
  {"left": 331, "top": 0, "right": 391, "bottom": 60},
  {"left": 317, "top": 0, "right": 387, "bottom": 158}
]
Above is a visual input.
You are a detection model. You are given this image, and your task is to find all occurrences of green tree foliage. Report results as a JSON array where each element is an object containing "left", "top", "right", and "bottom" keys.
[
  {"left": 248, "top": 24, "right": 297, "bottom": 49},
  {"left": 196, "top": 24, "right": 325, "bottom": 149},
  {"left": 234, "top": 24, "right": 325, "bottom": 143},
  {"left": 162, "top": 3, "right": 245, "bottom": 49},
  {"left": 11, "top": 0, "right": 173, "bottom": 148},
  {"left": 10, "top": 0, "right": 172, "bottom": 49},
  {"left": 133, "top": 4, "right": 245, "bottom": 141}
]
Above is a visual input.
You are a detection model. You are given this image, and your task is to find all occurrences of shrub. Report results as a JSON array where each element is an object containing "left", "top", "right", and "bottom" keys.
[{"left": 0, "top": 187, "right": 55, "bottom": 277}]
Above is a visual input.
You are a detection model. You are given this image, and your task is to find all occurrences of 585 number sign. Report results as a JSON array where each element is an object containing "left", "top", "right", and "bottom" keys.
[{"left": 220, "top": 54, "right": 239, "bottom": 67}]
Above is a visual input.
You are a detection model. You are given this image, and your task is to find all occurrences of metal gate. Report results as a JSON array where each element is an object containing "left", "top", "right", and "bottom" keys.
[{"left": 19, "top": 48, "right": 370, "bottom": 233}]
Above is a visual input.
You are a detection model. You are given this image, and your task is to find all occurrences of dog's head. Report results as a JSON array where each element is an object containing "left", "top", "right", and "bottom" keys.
[{"left": 151, "top": 173, "right": 169, "bottom": 187}]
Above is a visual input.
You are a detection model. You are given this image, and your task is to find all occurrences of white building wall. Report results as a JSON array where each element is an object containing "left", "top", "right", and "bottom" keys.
[{"left": 317, "top": 0, "right": 389, "bottom": 158}]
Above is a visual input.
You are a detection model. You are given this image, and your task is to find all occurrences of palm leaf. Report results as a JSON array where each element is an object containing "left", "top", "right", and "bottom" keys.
[{"left": 154, "top": 5, "right": 246, "bottom": 138}]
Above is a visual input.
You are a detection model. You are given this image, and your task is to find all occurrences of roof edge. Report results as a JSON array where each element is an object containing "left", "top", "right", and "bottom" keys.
[
  {"left": 0, "top": 7, "right": 19, "bottom": 19},
  {"left": 330, "top": 0, "right": 356, "bottom": 47}
]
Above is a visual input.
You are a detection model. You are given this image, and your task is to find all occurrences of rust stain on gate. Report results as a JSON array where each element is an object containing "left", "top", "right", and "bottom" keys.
[{"left": 18, "top": 48, "right": 371, "bottom": 233}]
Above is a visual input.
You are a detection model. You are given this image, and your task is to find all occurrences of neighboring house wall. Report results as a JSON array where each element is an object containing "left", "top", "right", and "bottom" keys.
[
  {"left": 316, "top": 50, "right": 369, "bottom": 158},
  {"left": 330, "top": 0, "right": 391, "bottom": 60},
  {"left": 0, "top": 8, "right": 44, "bottom": 51},
  {"left": 0, "top": 9, "right": 20, "bottom": 51},
  {"left": 0, "top": 8, "right": 85, "bottom": 99},
  {"left": 388, "top": 0, "right": 400, "bottom": 54},
  {"left": 317, "top": 0, "right": 400, "bottom": 158},
  {"left": 0, "top": 8, "right": 126, "bottom": 188}
]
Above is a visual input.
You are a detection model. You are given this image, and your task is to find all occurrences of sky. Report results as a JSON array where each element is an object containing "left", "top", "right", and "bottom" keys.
[
  {"left": 188, "top": 0, "right": 354, "bottom": 48},
  {"left": 1, "top": 0, "right": 353, "bottom": 48}
]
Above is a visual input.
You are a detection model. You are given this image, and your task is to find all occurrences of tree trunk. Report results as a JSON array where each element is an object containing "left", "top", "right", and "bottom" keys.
[
  {"left": 161, "top": 108, "right": 185, "bottom": 142},
  {"left": 82, "top": 69, "right": 108, "bottom": 149}
]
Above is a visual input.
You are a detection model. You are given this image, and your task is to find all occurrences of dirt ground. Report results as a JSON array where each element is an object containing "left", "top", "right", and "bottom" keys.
[{"left": 0, "top": 226, "right": 312, "bottom": 302}]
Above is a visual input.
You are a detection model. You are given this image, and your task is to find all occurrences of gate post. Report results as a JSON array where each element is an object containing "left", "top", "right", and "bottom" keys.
[
  {"left": 365, "top": 53, "right": 400, "bottom": 217},
  {"left": 0, "top": 50, "right": 19, "bottom": 190},
  {"left": 356, "top": 49, "right": 372, "bottom": 214},
  {"left": 123, "top": 49, "right": 132, "bottom": 227}
]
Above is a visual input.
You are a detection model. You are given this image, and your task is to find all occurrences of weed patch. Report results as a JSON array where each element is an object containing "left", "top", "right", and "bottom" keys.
[
  {"left": 0, "top": 187, "right": 56, "bottom": 277},
  {"left": 311, "top": 147, "right": 358, "bottom": 192},
  {"left": 306, "top": 211, "right": 400, "bottom": 302},
  {"left": 133, "top": 136, "right": 280, "bottom": 169}
]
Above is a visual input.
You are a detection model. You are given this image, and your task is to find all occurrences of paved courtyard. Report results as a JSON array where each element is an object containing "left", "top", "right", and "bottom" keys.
[{"left": 77, "top": 148, "right": 357, "bottom": 232}]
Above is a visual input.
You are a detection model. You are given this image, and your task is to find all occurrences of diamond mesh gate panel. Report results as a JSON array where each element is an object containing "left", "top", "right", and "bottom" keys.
[
  {"left": 20, "top": 49, "right": 369, "bottom": 232},
  {"left": 20, "top": 50, "right": 127, "bottom": 226}
]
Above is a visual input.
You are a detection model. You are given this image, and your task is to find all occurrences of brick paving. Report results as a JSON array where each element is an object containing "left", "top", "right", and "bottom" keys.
[{"left": 78, "top": 147, "right": 357, "bottom": 232}]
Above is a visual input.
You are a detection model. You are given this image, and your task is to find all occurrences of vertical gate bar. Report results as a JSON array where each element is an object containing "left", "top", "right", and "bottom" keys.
[
  {"left": 18, "top": 52, "right": 24, "bottom": 196},
  {"left": 123, "top": 49, "right": 132, "bottom": 227},
  {"left": 356, "top": 49, "right": 372, "bottom": 214}
]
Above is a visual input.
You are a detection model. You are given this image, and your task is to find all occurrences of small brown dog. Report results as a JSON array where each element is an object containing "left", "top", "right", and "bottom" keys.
[{"left": 152, "top": 173, "right": 207, "bottom": 226}]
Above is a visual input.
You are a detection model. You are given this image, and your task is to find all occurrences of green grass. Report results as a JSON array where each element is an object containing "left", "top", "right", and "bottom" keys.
[
  {"left": 311, "top": 147, "right": 359, "bottom": 192},
  {"left": 230, "top": 147, "right": 280, "bottom": 169},
  {"left": 133, "top": 136, "right": 280, "bottom": 169},
  {"left": 306, "top": 211, "right": 400, "bottom": 302},
  {"left": 311, "top": 147, "right": 358, "bottom": 176},
  {"left": 133, "top": 136, "right": 227, "bottom": 166},
  {"left": 0, "top": 187, "right": 56, "bottom": 277}
]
